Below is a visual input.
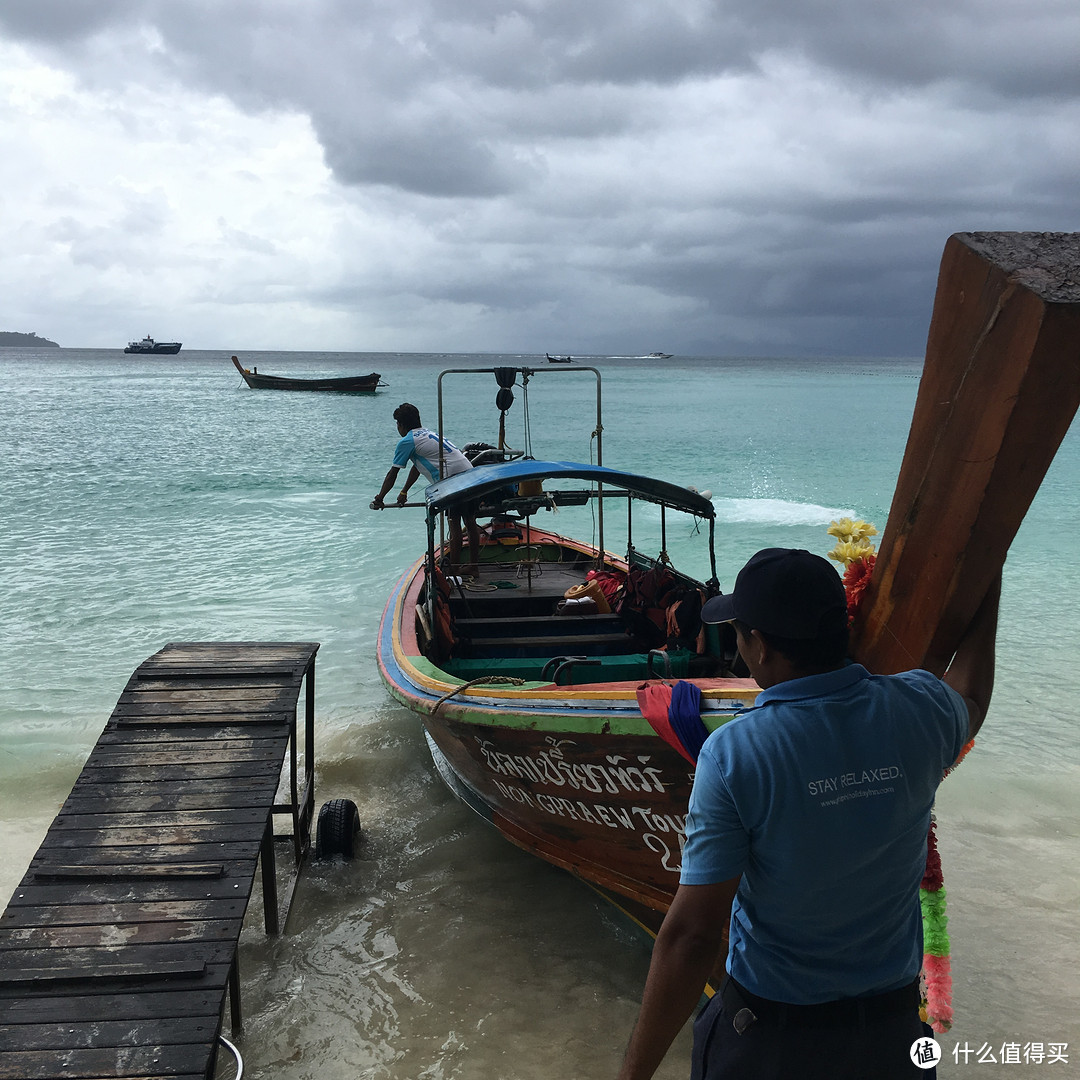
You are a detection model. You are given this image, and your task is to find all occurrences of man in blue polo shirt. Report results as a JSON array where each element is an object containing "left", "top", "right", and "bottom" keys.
[{"left": 616, "top": 548, "right": 1000, "bottom": 1080}]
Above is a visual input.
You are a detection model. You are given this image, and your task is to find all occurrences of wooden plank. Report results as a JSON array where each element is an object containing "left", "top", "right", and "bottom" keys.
[
  {"left": 26, "top": 843, "right": 261, "bottom": 869},
  {"left": 4, "top": 879, "right": 253, "bottom": 907},
  {"left": 58, "top": 789, "right": 283, "bottom": 814},
  {"left": 93, "top": 731, "right": 290, "bottom": 749},
  {"left": 116, "top": 688, "right": 293, "bottom": 704},
  {"left": 0, "top": 900, "right": 245, "bottom": 930},
  {"left": 0, "top": 963, "right": 232, "bottom": 1005},
  {"left": 0, "top": 941, "right": 235, "bottom": 972},
  {"left": 72, "top": 761, "right": 283, "bottom": 783},
  {"left": 134, "top": 664, "right": 305, "bottom": 681},
  {"left": 143, "top": 641, "right": 317, "bottom": 656},
  {"left": 39, "top": 824, "right": 268, "bottom": 848},
  {"left": 68, "top": 773, "right": 280, "bottom": 795},
  {"left": 111, "top": 712, "right": 293, "bottom": 727},
  {"left": 852, "top": 232, "right": 1080, "bottom": 674},
  {"left": 51, "top": 810, "right": 268, "bottom": 831},
  {"left": 0, "top": 1044, "right": 212, "bottom": 1079},
  {"left": 0, "top": 959, "right": 210, "bottom": 986},
  {"left": 29, "top": 863, "right": 227, "bottom": 880},
  {"left": 0, "top": 919, "right": 242, "bottom": 949},
  {"left": 0, "top": 989, "right": 221, "bottom": 1024},
  {"left": 141, "top": 647, "right": 317, "bottom": 662},
  {"left": 0, "top": 1017, "right": 217, "bottom": 1050},
  {"left": 81, "top": 747, "right": 287, "bottom": 768},
  {"left": 91, "top": 732, "right": 290, "bottom": 753},
  {"left": 455, "top": 613, "right": 621, "bottom": 626},
  {"left": 126, "top": 676, "right": 295, "bottom": 692},
  {"left": 113, "top": 699, "right": 294, "bottom": 717},
  {"left": 465, "top": 632, "right": 629, "bottom": 647}
]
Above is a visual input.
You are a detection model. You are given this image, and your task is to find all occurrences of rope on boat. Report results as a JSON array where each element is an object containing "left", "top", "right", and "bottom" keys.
[{"left": 432, "top": 676, "right": 527, "bottom": 714}]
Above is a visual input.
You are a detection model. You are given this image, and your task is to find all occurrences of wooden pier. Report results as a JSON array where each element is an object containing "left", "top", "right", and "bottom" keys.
[{"left": 0, "top": 641, "right": 319, "bottom": 1080}]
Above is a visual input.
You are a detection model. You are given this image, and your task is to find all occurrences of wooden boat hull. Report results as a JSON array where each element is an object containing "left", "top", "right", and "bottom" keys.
[
  {"left": 239, "top": 371, "right": 382, "bottom": 392},
  {"left": 377, "top": 533, "right": 759, "bottom": 921},
  {"left": 231, "top": 355, "right": 381, "bottom": 392}
]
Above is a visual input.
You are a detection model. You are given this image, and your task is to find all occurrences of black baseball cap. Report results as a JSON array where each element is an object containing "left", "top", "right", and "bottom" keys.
[{"left": 701, "top": 548, "right": 848, "bottom": 638}]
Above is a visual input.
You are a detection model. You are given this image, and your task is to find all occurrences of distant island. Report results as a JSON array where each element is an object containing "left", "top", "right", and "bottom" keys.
[{"left": 0, "top": 331, "right": 60, "bottom": 347}]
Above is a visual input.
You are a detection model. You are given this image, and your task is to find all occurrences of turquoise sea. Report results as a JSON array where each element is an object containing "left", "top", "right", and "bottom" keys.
[{"left": 1, "top": 349, "right": 1077, "bottom": 1077}]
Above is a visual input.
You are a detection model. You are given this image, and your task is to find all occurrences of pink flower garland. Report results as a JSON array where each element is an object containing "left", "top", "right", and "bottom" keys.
[{"left": 844, "top": 552, "right": 971, "bottom": 1033}]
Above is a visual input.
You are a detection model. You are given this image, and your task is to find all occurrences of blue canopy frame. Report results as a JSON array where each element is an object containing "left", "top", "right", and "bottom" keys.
[
  {"left": 424, "top": 458, "right": 717, "bottom": 597},
  {"left": 425, "top": 459, "right": 716, "bottom": 519}
]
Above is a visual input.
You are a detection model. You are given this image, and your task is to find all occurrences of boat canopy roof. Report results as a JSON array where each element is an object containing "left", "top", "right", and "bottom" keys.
[{"left": 425, "top": 459, "right": 715, "bottom": 519}]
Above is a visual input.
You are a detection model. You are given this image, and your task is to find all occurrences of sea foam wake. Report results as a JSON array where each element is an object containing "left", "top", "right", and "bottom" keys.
[{"left": 712, "top": 497, "right": 854, "bottom": 526}]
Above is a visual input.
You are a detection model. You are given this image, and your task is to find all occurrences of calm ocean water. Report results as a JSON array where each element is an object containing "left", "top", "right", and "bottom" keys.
[{"left": 1, "top": 348, "right": 1076, "bottom": 1077}]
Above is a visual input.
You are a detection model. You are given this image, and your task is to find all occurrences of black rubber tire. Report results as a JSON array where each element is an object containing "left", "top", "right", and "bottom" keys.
[{"left": 315, "top": 798, "right": 362, "bottom": 859}]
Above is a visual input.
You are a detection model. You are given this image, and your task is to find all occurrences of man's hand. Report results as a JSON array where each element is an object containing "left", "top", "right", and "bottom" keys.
[
  {"left": 396, "top": 490, "right": 410, "bottom": 506},
  {"left": 370, "top": 497, "right": 385, "bottom": 510}
]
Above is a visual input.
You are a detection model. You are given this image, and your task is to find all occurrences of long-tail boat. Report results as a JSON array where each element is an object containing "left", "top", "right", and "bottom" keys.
[
  {"left": 377, "top": 234, "right": 1080, "bottom": 935},
  {"left": 231, "top": 354, "right": 383, "bottom": 392},
  {"left": 377, "top": 362, "right": 754, "bottom": 930}
]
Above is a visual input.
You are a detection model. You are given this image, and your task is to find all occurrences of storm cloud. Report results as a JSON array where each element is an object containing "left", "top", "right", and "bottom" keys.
[{"left": 2, "top": 0, "right": 1077, "bottom": 353}]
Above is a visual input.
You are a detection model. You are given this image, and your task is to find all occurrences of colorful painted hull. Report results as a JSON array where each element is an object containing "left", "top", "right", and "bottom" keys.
[{"left": 377, "top": 530, "right": 759, "bottom": 925}]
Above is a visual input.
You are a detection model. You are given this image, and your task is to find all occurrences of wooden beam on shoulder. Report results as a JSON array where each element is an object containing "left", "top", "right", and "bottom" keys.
[{"left": 851, "top": 232, "right": 1080, "bottom": 675}]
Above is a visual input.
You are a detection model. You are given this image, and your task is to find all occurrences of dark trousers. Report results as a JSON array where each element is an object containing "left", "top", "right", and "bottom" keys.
[{"left": 691, "top": 977, "right": 935, "bottom": 1080}]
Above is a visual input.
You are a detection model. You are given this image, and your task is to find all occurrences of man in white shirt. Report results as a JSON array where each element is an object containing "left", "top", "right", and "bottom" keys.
[{"left": 371, "top": 402, "right": 480, "bottom": 575}]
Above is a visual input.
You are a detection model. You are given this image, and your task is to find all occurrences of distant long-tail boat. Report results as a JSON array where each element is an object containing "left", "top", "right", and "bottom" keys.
[{"left": 231, "top": 355, "right": 383, "bottom": 392}]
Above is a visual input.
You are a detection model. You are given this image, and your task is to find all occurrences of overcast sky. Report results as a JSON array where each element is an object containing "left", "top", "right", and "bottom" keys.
[{"left": 2, "top": 1, "right": 1078, "bottom": 355}]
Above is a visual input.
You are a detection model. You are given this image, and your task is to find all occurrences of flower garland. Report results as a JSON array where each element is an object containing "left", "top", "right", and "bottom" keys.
[{"left": 827, "top": 518, "right": 970, "bottom": 1033}]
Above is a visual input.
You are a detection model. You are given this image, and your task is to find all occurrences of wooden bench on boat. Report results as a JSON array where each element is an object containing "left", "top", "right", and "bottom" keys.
[
  {"left": 0, "top": 641, "right": 319, "bottom": 1080},
  {"left": 456, "top": 611, "right": 634, "bottom": 657}
]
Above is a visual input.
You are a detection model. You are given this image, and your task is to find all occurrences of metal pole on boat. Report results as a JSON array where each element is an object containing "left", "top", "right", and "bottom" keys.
[
  {"left": 709, "top": 518, "right": 718, "bottom": 586},
  {"left": 426, "top": 512, "right": 438, "bottom": 637},
  {"left": 591, "top": 367, "right": 604, "bottom": 564}
]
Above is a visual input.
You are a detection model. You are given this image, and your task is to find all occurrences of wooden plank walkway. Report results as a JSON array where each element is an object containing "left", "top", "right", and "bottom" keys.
[{"left": 0, "top": 642, "right": 319, "bottom": 1080}]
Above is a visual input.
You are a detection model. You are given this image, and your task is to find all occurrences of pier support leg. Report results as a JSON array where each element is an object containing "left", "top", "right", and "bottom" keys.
[
  {"left": 229, "top": 953, "right": 243, "bottom": 1035},
  {"left": 260, "top": 818, "right": 280, "bottom": 935}
]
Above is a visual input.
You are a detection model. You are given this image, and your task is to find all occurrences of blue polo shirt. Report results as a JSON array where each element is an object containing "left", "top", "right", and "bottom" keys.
[{"left": 680, "top": 663, "right": 968, "bottom": 1004}]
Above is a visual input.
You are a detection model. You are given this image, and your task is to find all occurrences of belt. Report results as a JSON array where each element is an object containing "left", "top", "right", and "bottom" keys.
[{"left": 720, "top": 975, "right": 920, "bottom": 1031}]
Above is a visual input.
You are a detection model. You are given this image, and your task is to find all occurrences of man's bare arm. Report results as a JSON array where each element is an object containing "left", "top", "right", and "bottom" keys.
[
  {"left": 396, "top": 465, "right": 422, "bottom": 504},
  {"left": 943, "top": 572, "right": 1001, "bottom": 741},
  {"left": 371, "top": 465, "right": 400, "bottom": 509},
  {"left": 616, "top": 878, "right": 738, "bottom": 1080}
]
